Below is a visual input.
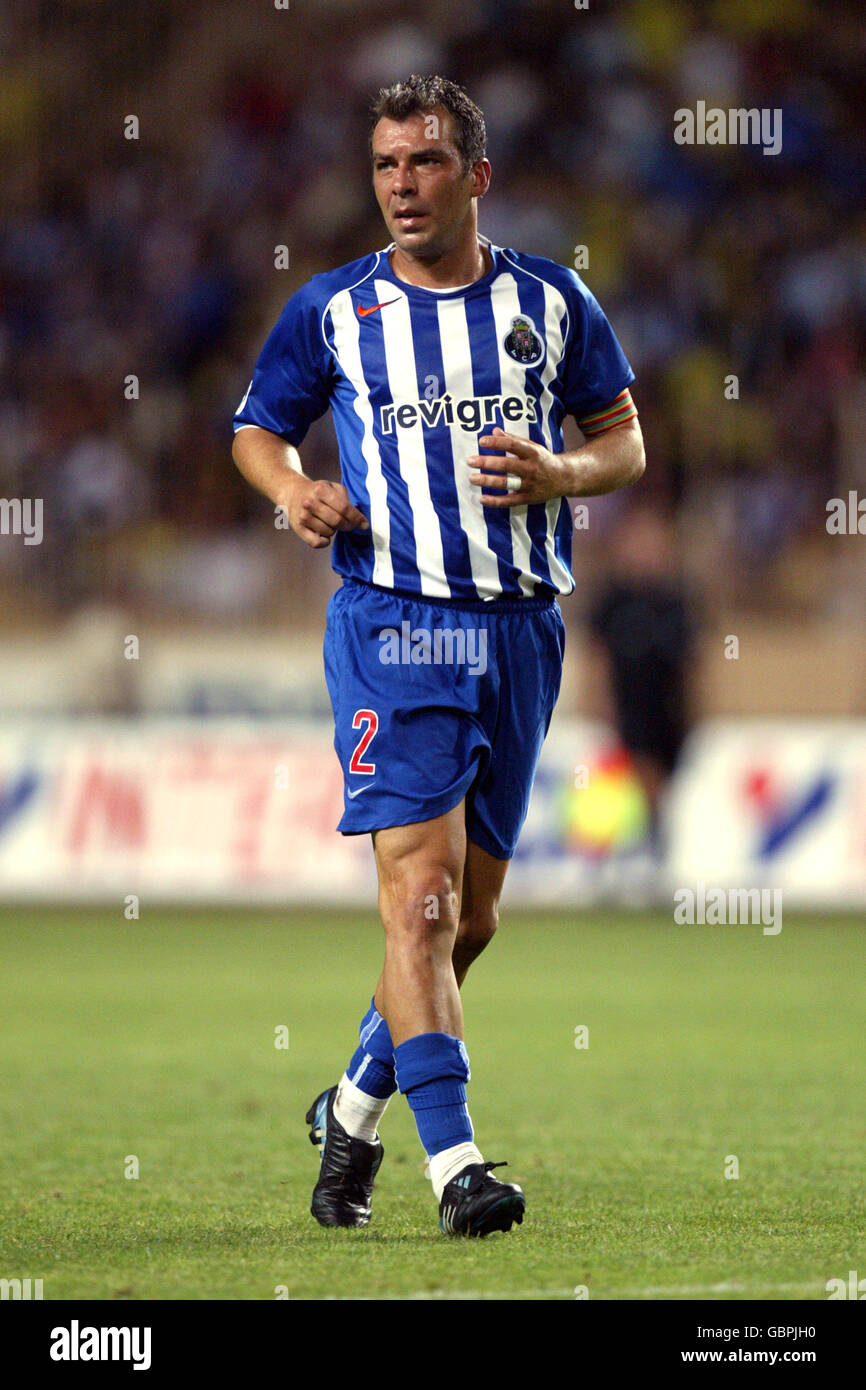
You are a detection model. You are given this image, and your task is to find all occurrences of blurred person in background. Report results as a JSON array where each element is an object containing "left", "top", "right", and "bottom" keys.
[{"left": 587, "top": 505, "right": 695, "bottom": 855}]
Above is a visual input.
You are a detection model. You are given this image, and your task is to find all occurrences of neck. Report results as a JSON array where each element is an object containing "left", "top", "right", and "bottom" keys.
[{"left": 389, "top": 232, "right": 491, "bottom": 290}]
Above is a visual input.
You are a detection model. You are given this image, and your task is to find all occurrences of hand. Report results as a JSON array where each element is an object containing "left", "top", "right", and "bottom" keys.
[
  {"left": 466, "top": 428, "right": 570, "bottom": 507},
  {"left": 283, "top": 477, "right": 369, "bottom": 549}
]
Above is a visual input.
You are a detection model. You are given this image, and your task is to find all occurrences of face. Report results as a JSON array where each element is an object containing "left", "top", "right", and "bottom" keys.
[{"left": 371, "top": 107, "right": 490, "bottom": 260}]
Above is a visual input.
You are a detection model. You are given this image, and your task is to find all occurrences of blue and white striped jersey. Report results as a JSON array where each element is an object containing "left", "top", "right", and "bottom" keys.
[{"left": 233, "top": 240, "right": 636, "bottom": 603}]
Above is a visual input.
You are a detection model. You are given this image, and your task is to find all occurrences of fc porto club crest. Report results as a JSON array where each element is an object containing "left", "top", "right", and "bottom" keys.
[{"left": 503, "top": 314, "right": 543, "bottom": 365}]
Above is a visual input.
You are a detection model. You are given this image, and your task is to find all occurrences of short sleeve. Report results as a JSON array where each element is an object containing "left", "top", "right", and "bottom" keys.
[
  {"left": 560, "top": 275, "right": 637, "bottom": 434},
  {"left": 233, "top": 282, "right": 333, "bottom": 446}
]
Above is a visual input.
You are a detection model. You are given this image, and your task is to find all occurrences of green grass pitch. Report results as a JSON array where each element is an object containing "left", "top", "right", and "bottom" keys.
[{"left": 1, "top": 906, "right": 864, "bottom": 1301}]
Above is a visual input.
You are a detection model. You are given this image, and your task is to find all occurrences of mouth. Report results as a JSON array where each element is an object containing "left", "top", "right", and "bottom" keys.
[{"left": 392, "top": 209, "right": 428, "bottom": 228}]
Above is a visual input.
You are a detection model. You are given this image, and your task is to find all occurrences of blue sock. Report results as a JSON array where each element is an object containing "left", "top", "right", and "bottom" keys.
[
  {"left": 345, "top": 999, "right": 397, "bottom": 1099},
  {"left": 394, "top": 1033, "right": 473, "bottom": 1157}
]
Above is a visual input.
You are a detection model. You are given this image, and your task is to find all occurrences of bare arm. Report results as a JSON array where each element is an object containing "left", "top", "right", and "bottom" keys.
[
  {"left": 560, "top": 416, "right": 645, "bottom": 497},
  {"left": 466, "top": 417, "right": 645, "bottom": 506},
  {"left": 232, "top": 425, "right": 368, "bottom": 550}
]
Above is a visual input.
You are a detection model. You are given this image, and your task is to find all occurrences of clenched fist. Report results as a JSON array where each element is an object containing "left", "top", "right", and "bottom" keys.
[{"left": 283, "top": 477, "right": 369, "bottom": 550}]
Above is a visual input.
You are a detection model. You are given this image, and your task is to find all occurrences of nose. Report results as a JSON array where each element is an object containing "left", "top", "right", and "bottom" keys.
[{"left": 392, "top": 161, "right": 417, "bottom": 197}]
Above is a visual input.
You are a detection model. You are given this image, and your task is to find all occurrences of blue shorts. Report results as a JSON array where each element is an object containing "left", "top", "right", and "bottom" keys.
[{"left": 323, "top": 578, "right": 565, "bottom": 859}]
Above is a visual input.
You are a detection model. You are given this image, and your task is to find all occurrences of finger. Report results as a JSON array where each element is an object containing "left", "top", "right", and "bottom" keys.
[
  {"left": 335, "top": 506, "right": 369, "bottom": 532},
  {"left": 469, "top": 468, "right": 525, "bottom": 490},
  {"left": 295, "top": 523, "right": 332, "bottom": 548},
  {"left": 477, "top": 432, "right": 534, "bottom": 456},
  {"left": 299, "top": 508, "right": 339, "bottom": 537},
  {"left": 468, "top": 471, "right": 513, "bottom": 490},
  {"left": 305, "top": 495, "right": 350, "bottom": 527},
  {"left": 322, "top": 488, "right": 369, "bottom": 531},
  {"left": 305, "top": 496, "right": 368, "bottom": 533},
  {"left": 480, "top": 491, "right": 533, "bottom": 508},
  {"left": 306, "top": 498, "right": 368, "bottom": 533},
  {"left": 465, "top": 453, "right": 527, "bottom": 473}
]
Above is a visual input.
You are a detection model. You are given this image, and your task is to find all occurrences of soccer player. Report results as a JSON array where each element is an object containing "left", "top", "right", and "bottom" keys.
[{"left": 232, "top": 74, "right": 644, "bottom": 1237}]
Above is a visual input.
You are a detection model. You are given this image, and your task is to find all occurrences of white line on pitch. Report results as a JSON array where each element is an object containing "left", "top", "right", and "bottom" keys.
[{"left": 324, "top": 1279, "right": 824, "bottom": 1301}]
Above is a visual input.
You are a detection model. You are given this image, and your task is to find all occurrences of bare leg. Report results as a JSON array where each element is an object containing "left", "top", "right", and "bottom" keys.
[
  {"left": 371, "top": 833, "right": 511, "bottom": 1010},
  {"left": 372, "top": 802, "right": 467, "bottom": 1047},
  {"left": 452, "top": 839, "right": 509, "bottom": 986}
]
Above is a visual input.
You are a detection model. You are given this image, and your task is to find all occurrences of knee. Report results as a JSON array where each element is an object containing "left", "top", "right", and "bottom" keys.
[
  {"left": 456, "top": 901, "right": 499, "bottom": 960},
  {"left": 380, "top": 862, "right": 460, "bottom": 935}
]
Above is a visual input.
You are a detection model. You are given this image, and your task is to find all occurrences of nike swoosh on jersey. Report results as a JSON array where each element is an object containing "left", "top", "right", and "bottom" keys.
[
  {"left": 347, "top": 783, "right": 374, "bottom": 798},
  {"left": 357, "top": 298, "right": 401, "bottom": 318}
]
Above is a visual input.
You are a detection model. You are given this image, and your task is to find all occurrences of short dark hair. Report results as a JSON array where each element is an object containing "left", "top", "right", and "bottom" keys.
[{"left": 369, "top": 74, "right": 487, "bottom": 174}]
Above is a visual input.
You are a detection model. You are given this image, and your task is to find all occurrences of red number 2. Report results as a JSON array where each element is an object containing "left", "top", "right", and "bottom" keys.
[{"left": 349, "top": 709, "right": 378, "bottom": 775}]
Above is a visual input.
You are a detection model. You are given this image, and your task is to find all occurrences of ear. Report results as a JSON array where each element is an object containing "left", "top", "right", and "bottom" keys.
[{"left": 470, "top": 158, "right": 492, "bottom": 199}]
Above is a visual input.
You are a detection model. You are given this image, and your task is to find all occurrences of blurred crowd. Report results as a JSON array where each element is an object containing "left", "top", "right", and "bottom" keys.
[{"left": 2, "top": 0, "right": 865, "bottom": 630}]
